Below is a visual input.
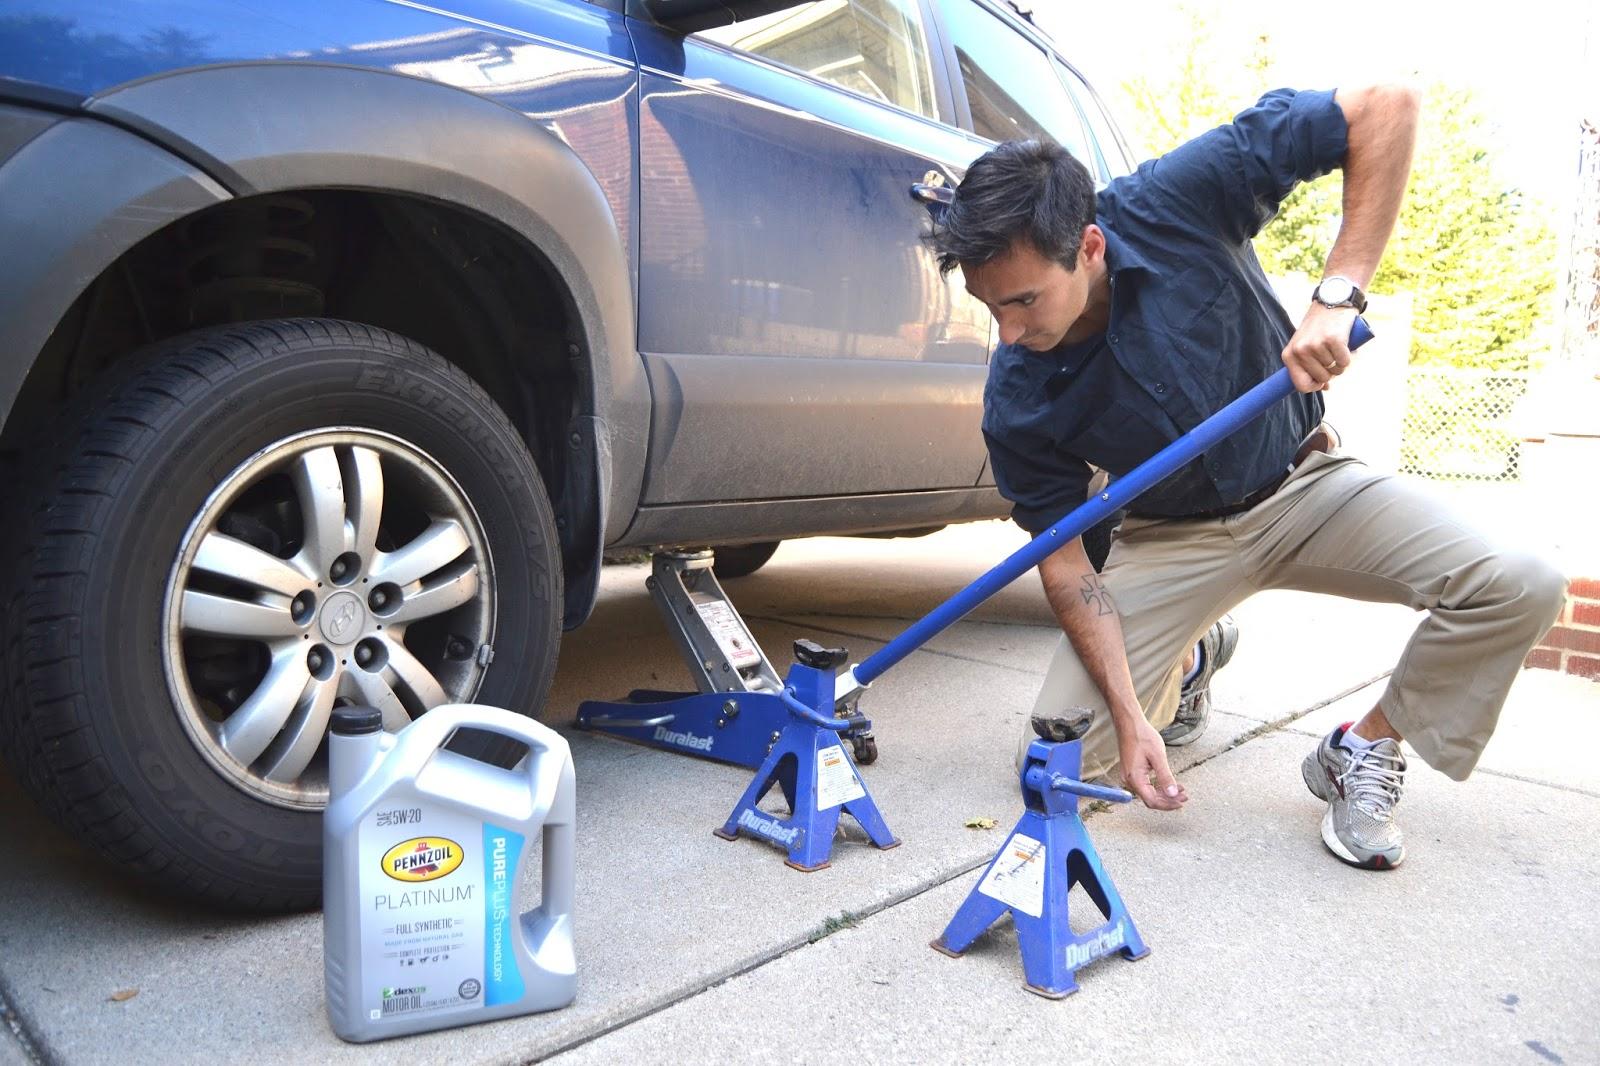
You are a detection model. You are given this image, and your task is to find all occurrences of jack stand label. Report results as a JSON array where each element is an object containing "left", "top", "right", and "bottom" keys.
[
  {"left": 815, "top": 744, "right": 865, "bottom": 810},
  {"left": 977, "top": 832, "right": 1045, "bottom": 918}
]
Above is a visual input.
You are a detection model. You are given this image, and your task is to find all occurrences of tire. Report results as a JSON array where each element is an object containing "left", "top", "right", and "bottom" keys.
[
  {"left": 711, "top": 541, "right": 781, "bottom": 579},
  {"left": 0, "top": 320, "right": 562, "bottom": 911}
]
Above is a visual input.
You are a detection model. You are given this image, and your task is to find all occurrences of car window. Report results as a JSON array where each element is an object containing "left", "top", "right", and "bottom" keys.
[
  {"left": 1056, "top": 60, "right": 1134, "bottom": 177},
  {"left": 936, "top": 0, "right": 1094, "bottom": 169},
  {"left": 694, "top": 0, "right": 939, "bottom": 120}
]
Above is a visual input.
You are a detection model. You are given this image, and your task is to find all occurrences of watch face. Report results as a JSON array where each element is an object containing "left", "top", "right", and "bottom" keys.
[{"left": 1319, "top": 277, "right": 1354, "bottom": 304}]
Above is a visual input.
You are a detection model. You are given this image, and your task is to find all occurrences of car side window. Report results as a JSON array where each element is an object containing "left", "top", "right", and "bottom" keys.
[
  {"left": 1056, "top": 60, "right": 1135, "bottom": 178},
  {"left": 693, "top": 0, "right": 939, "bottom": 120},
  {"left": 936, "top": 0, "right": 1095, "bottom": 171}
]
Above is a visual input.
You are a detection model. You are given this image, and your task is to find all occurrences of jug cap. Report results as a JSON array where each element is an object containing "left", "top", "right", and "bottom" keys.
[{"left": 331, "top": 706, "right": 384, "bottom": 736}]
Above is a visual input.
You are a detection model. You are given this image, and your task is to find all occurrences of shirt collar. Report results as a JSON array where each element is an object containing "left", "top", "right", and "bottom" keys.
[{"left": 1100, "top": 225, "right": 1155, "bottom": 279}]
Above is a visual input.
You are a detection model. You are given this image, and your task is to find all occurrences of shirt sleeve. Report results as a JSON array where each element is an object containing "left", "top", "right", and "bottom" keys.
[
  {"left": 983, "top": 426, "right": 1094, "bottom": 537},
  {"left": 1140, "top": 88, "right": 1349, "bottom": 243}
]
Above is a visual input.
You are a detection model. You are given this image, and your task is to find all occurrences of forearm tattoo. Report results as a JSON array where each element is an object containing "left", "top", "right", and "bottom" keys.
[{"left": 1079, "top": 574, "right": 1115, "bottom": 616}]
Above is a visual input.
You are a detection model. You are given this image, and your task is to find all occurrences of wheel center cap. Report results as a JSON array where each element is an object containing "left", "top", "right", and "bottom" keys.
[{"left": 319, "top": 591, "right": 367, "bottom": 645}]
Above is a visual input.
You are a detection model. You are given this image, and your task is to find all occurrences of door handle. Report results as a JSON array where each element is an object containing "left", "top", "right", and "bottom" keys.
[{"left": 910, "top": 182, "right": 955, "bottom": 208}]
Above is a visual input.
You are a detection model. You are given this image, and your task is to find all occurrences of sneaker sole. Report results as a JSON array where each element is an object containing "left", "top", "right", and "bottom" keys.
[{"left": 1319, "top": 807, "right": 1405, "bottom": 870}]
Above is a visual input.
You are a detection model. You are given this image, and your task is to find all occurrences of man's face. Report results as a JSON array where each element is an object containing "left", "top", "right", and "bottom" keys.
[{"left": 960, "top": 229, "right": 1103, "bottom": 352}]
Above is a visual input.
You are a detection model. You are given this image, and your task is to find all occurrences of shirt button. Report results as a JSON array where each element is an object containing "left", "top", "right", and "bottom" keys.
[
  {"left": 1109, "top": 334, "right": 1119, "bottom": 344},
  {"left": 1154, "top": 382, "right": 1166, "bottom": 394}
]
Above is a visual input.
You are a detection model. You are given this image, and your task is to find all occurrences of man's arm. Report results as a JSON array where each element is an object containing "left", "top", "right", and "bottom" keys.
[
  {"left": 1283, "top": 84, "right": 1421, "bottom": 393},
  {"left": 1038, "top": 537, "right": 1187, "bottom": 811}
]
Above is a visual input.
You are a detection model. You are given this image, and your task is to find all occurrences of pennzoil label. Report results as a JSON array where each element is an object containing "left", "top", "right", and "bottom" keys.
[
  {"left": 360, "top": 808, "right": 504, "bottom": 1024},
  {"left": 381, "top": 837, "right": 464, "bottom": 883}
]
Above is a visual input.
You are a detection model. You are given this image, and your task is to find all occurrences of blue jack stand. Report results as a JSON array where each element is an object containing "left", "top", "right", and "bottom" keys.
[
  {"left": 713, "top": 640, "right": 898, "bottom": 871},
  {"left": 932, "top": 712, "right": 1148, "bottom": 998},
  {"left": 577, "top": 552, "right": 877, "bottom": 770}
]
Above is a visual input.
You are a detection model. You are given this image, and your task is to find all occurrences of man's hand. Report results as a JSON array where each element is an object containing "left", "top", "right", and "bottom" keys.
[
  {"left": 1117, "top": 719, "right": 1189, "bottom": 810},
  {"left": 1282, "top": 301, "right": 1359, "bottom": 393}
]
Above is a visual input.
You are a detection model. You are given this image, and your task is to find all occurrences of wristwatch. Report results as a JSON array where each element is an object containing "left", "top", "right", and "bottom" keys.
[{"left": 1312, "top": 276, "right": 1368, "bottom": 313}]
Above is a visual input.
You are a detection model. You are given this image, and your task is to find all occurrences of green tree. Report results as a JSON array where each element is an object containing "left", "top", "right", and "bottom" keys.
[{"left": 1114, "top": 12, "right": 1555, "bottom": 371}]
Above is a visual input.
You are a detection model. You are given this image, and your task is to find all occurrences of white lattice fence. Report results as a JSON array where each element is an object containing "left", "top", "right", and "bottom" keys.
[{"left": 1400, "top": 367, "right": 1528, "bottom": 481}]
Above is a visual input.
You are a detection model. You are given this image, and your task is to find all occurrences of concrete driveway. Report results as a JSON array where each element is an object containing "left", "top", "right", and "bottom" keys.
[{"left": 2, "top": 520, "right": 1595, "bottom": 1065}]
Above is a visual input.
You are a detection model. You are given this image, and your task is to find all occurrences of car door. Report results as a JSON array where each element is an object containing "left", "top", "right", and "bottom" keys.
[{"left": 629, "top": 0, "right": 993, "bottom": 506}]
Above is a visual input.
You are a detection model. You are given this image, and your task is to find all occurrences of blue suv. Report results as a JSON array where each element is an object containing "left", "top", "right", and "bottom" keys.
[{"left": 0, "top": 0, "right": 1135, "bottom": 908}]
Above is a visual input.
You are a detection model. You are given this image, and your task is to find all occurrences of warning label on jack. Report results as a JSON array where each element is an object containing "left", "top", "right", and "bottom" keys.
[
  {"left": 695, "top": 599, "right": 762, "bottom": 669},
  {"left": 977, "top": 832, "right": 1045, "bottom": 917},
  {"left": 816, "top": 744, "right": 866, "bottom": 810}
]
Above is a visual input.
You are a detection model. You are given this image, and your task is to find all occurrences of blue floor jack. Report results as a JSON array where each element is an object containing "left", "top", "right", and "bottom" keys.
[
  {"left": 575, "top": 552, "right": 890, "bottom": 871},
  {"left": 580, "top": 322, "right": 1372, "bottom": 876},
  {"left": 932, "top": 710, "right": 1148, "bottom": 998},
  {"left": 575, "top": 550, "right": 878, "bottom": 770}
]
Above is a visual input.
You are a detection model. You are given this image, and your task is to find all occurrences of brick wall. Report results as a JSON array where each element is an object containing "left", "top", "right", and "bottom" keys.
[{"left": 1526, "top": 577, "right": 1600, "bottom": 681}]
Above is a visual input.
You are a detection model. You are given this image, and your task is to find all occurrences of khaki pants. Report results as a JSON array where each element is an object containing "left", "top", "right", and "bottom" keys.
[{"left": 1020, "top": 450, "right": 1568, "bottom": 782}]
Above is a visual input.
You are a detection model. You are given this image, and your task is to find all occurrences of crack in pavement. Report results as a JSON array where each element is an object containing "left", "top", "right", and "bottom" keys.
[
  {"left": 749, "top": 615, "right": 1052, "bottom": 679},
  {"left": 541, "top": 669, "right": 1403, "bottom": 1062},
  {"left": 0, "top": 978, "right": 48, "bottom": 1066},
  {"left": 757, "top": 609, "right": 1060, "bottom": 632}
]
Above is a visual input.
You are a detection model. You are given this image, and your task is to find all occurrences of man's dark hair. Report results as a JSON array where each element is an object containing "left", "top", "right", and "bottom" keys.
[{"left": 929, "top": 139, "right": 1097, "bottom": 277}]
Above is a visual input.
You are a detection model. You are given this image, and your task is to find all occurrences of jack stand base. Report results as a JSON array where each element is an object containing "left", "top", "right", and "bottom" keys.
[
  {"left": 932, "top": 713, "right": 1147, "bottom": 998},
  {"left": 715, "top": 649, "right": 897, "bottom": 870}
]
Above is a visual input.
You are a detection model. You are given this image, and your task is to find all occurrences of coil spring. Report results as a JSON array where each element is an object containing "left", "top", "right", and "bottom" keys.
[{"left": 177, "top": 194, "right": 324, "bottom": 324}]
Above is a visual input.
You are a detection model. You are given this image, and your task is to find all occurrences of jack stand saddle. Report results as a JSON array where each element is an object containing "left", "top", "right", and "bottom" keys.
[{"left": 932, "top": 711, "right": 1148, "bottom": 998}]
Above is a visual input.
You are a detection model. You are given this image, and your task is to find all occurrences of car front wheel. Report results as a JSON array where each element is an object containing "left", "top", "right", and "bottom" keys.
[{"left": 0, "top": 320, "right": 562, "bottom": 911}]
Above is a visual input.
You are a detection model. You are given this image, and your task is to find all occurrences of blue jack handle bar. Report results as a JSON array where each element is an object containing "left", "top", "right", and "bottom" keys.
[{"left": 843, "top": 316, "right": 1373, "bottom": 696}]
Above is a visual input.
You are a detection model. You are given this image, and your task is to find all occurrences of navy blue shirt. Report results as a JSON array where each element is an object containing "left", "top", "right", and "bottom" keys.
[{"left": 983, "top": 88, "right": 1349, "bottom": 533}]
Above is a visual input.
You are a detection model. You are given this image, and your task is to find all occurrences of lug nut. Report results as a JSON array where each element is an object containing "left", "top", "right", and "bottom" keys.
[
  {"left": 355, "top": 645, "right": 372, "bottom": 666},
  {"left": 330, "top": 560, "right": 347, "bottom": 580},
  {"left": 307, "top": 650, "right": 325, "bottom": 672},
  {"left": 371, "top": 590, "right": 388, "bottom": 608}
]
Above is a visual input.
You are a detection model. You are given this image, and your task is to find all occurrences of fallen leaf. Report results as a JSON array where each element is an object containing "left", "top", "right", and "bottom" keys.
[
  {"left": 110, "top": 988, "right": 138, "bottom": 1003},
  {"left": 963, "top": 817, "right": 998, "bottom": 830}
]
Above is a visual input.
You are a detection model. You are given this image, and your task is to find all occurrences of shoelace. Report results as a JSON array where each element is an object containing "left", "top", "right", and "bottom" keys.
[{"left": 1342, "top": 743, "right": 1405, "bottom": 818}]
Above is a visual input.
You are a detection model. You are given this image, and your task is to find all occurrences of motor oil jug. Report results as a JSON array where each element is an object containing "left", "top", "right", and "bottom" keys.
[{"left": 323, "top": 703, "right": 576, "bottom": 1042}]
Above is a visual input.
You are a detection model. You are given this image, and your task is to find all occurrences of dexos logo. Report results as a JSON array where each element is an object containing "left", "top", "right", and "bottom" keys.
[{"left": 381, "top": 837, "right": 463, "bottom": 882}]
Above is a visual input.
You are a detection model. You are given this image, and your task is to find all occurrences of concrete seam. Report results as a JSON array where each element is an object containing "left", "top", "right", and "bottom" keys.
[
  {"left": 766, "top": 610, "right": 1060, "bottom": 632},
  {"left": 754, "top": 616, "right": 1049, "bottom": 678},
  {"left": 0, "top": 972, "right": 52, "bottom": 1066},
  {"left": 1467, "top": 767, "right": 1600, "bottom": 799},
  {"left": 1184, "top": 672, "right": 1394, "bottom": 773},
  {"left": 532, "top": 799, "right": 1136, "bottom": 1062}
]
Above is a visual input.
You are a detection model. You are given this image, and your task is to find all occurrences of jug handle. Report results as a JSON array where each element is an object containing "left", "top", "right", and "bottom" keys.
[{"left": 387, "top": 703, "right": 571, "bottom": 795}]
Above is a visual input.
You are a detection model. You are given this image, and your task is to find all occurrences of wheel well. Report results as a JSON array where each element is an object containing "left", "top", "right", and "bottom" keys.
[{"left": 3, "top": 189, "right": 599, "bottom": 602}]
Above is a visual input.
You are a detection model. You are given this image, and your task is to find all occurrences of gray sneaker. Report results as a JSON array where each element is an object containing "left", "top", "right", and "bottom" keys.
[
  {"left": 1160, "top": 614, "right": 1239, "bottom": 747},
  {"left": 1301, "top": 726, "right": 1407, "bottom": 870}
]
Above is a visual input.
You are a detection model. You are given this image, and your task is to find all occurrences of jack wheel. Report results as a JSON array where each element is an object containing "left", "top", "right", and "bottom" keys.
[{"left": 851, "top": 734, "right": 878, "bottom": 765}]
